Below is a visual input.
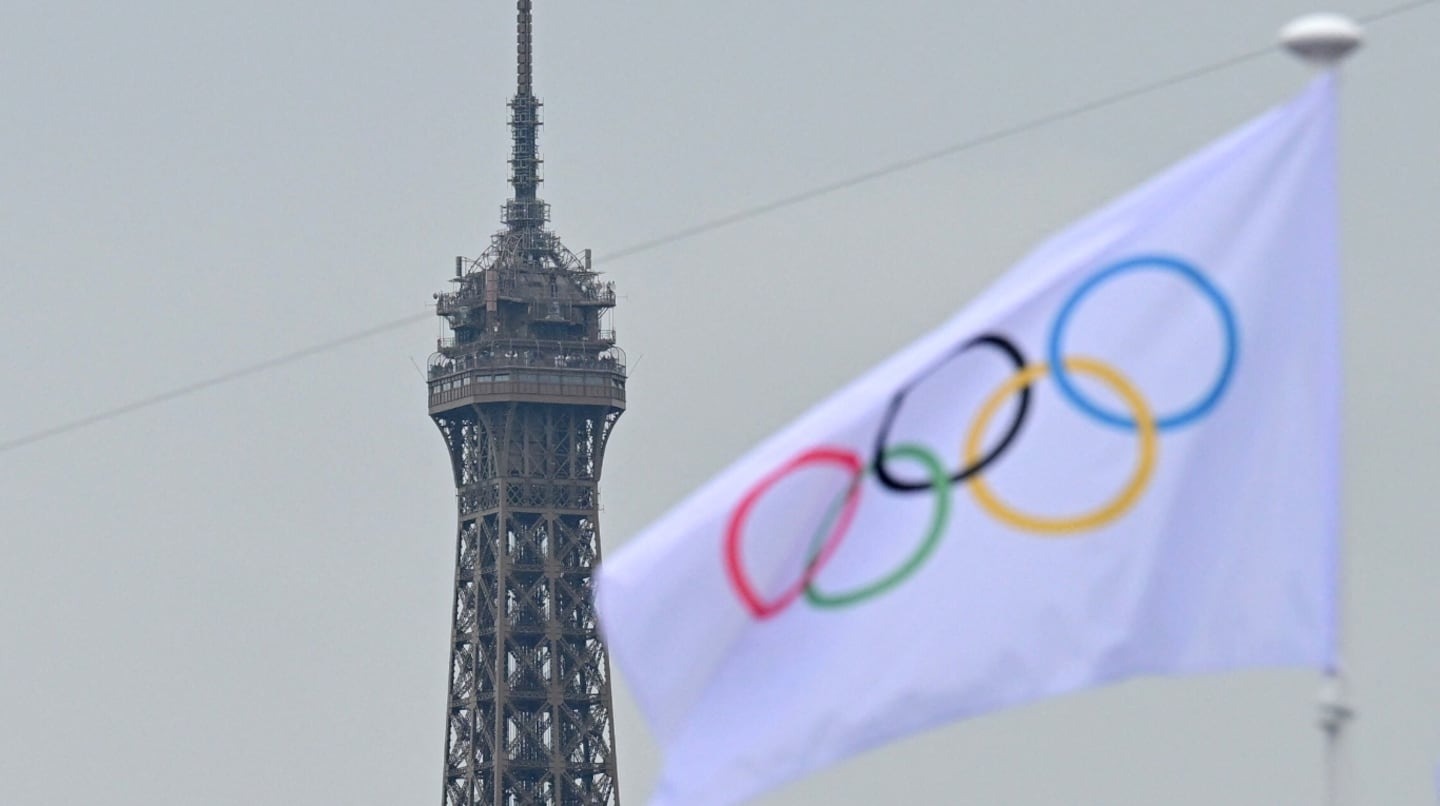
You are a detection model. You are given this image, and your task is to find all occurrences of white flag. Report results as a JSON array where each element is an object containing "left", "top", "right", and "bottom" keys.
[{"left": 597, "top": 75, "right": 1340, "bottom": 806}]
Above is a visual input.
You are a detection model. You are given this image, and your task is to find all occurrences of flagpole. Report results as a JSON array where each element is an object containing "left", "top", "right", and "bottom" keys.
[
  {"left": 1278, "top": 12, "right": 1363, "bottom": 806},
  {"left": 1318, "top": 673, "right": 1354, "bottom": 806}
]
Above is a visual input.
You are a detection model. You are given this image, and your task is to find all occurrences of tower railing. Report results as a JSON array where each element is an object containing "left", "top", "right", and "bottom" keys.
[{"left": 429, "top": 344, "right": 626, "bottom": 379}]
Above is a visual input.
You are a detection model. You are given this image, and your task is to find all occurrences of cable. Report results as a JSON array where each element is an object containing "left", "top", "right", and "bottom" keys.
[
  {"left": 1358, "top": 0, "right": 1440, "bottom": 23},
  {"left": 0, "top": 313, "right": 429, "bottom": 454},
  {"left": 2, "top": 0, "right": 1435, "bottom": 456},
  {"left": 600, "top": 48, "right": 1275, "bottom": 262},
  {"left": 600, "top": 0, "right": 1437, "bottom": 263},
  {"left": 600, "top": 2, "right": 1435, "bottom": 263}
]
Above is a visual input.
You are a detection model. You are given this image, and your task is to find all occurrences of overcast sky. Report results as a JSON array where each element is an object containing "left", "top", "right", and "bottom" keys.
[{"left": 3, "top": 1, "right": 1438, "bottom": 804}]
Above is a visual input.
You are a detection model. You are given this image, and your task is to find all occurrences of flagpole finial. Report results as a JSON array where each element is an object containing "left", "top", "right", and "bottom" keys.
[{"left": 1280, "top": 13, "right": 1363, "bottom": 66}]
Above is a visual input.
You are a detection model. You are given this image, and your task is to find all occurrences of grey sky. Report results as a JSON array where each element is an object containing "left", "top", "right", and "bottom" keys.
[{"left": 2, "top": 1, "right": 1438, "bottom": 804}]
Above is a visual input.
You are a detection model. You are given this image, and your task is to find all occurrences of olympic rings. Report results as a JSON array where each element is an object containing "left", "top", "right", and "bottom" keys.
[
  {"left": 803, "top": 444, "right": 952, "bottom": 608},
  {"left": 872, "top": 334, "right": 1031, "bottom": 494},
  {"left": 964, "top": 357, "right": 1158, "bottom": 534},
  {"left": 722, "top": 254, "right": 1238, "bottom": 621},
  {"left": 1047, "top": 255, "right": 1238, "bottom": 431},
  {"left": 724, "top": 447, "right": 864, "bottom": 619}
]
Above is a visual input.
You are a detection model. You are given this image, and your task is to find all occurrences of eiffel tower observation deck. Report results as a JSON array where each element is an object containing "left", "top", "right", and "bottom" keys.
[{"left": 428, "top": 2, "right": 624, "bottom": 803}]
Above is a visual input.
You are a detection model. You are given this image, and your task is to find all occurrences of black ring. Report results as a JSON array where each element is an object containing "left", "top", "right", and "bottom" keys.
[{"left": 871, "top": 333, "right": 1032, "bottom": 493}]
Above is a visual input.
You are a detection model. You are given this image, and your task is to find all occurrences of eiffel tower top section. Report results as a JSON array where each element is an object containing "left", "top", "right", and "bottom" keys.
[{"left": 429, "top": 0, "right": 624, "bottom": 415}]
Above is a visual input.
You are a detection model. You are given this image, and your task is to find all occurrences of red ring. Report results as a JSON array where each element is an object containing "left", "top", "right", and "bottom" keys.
[{"left": 724, "top": 447, "right": 864, "bottom": 620}]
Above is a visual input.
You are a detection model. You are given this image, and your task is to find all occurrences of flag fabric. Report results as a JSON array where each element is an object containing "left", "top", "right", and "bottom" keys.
[{"left": 596, "top": 75, "right": 1340, "bottom": 806}]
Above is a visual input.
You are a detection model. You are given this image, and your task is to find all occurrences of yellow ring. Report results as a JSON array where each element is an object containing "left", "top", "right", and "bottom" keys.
[{"left": 963, "top": 356, "right": 1158, "bottom": 535}]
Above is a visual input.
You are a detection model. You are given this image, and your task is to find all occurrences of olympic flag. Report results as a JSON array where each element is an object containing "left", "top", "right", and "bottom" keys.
[{"left": 597, "top": 74, "right": 1341, "bottom": 805}]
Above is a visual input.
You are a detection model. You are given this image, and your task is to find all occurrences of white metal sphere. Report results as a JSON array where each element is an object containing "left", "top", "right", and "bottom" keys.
[{"left": 1279, "top": 13, "right": 1363, "bottom": 65}]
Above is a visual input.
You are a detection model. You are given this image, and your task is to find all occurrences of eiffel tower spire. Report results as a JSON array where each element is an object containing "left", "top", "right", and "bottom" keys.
[{"left": 505, "top": 0, "right": 545, "bottom": 231}]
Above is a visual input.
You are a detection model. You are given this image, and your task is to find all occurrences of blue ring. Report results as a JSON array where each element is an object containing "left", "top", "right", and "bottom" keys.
[{"left": 1046, "top": 255, "right": 1238, "bottom": 431}]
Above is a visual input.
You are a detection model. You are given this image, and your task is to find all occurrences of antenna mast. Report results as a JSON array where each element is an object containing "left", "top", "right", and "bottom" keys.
[{"left": 505, "top": 0, "right": 546, "bottom": 231}]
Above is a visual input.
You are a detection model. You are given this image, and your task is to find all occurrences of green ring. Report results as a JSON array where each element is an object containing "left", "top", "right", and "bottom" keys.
[{"left": 803, "top": 443, "right": 951, "bottom": 608}]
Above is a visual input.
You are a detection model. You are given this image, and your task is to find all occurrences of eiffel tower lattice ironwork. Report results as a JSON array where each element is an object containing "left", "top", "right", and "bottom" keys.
[{"left": 428, "top": 2, "right": 623, "bottom": 803}]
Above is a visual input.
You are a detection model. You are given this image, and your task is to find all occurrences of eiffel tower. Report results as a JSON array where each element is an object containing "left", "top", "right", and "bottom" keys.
[{"left": 428, "top": 2, "right": 623, "bottom": 802}]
